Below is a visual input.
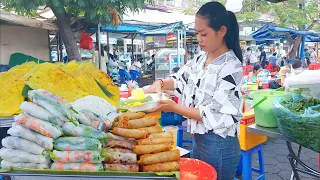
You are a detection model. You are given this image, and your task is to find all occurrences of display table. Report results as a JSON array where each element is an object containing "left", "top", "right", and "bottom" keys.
[{"left": 247, "top": 124, "right": 320, "bottom": 180}]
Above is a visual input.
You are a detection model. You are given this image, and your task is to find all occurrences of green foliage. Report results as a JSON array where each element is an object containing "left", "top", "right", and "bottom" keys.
[
  {"left": 2, "top": 0, "right": 153, "bottom": 25},
  {"left": 238, "top": 0, "right": 319, "bottom": 30}
]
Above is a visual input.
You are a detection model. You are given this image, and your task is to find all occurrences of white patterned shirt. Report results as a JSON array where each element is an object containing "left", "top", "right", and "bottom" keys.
[{"left": 171, "top": 51, "right": 243, "bottom": 138}]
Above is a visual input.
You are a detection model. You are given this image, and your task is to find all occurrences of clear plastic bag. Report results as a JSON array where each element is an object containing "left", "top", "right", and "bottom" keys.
[{"left": 272, "top": 94, "right": 320, "bottom": 153}]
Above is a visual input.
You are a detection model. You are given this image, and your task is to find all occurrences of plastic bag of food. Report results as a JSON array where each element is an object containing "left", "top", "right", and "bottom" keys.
[{"left": 272, "top": 94, "right": 320, "bottom": 152}]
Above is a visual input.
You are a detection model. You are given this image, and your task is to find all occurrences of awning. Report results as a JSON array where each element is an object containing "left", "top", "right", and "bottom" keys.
[
  {"left": 96, "top": 23, "right": 154, "bottom": 33},
  {"left": 139, "top": 22, "right": 184, "bottom": 36},
  {"left": 251, "top": 24, "right": 320, "bottom": 42}
]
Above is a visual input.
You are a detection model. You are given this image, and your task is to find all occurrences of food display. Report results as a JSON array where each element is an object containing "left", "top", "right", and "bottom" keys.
[{"left": 0, "top": 61, "right": 120, "bottom": 117}]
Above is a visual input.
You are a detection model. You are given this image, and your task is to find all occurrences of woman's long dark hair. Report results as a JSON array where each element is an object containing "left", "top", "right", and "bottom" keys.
[{"left": 196, "top": 1, "right": 243, "bottom": 63}]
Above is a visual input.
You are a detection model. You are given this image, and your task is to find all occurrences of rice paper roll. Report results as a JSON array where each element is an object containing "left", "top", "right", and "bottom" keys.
[
  {"left": 133, "top": 144, "right": 171, "bottom": 155},
  {"left": 7, "top": 123, "right": 53, "bottom": 150},
  {"left": 28, "top": 90, "right": 78, "bottom": 124},
  {"left": 1, "top": 160, "right": 49, "bottom": 170},
  {"left": 54, "top": 137, "right": 102, "bottom": 151},
  {"left": 51, "top": 162, "right": 103, "bottom": 172},
  {"left": 142, "top": 161, "right": 180, "bottom": 172},
  {"left": 20, "top": 102, "right": 64, "bottom": 126},
  {"left": 52, "top": 150, "right": 103, "bottom": 163},
  {"left": 2, "top": 136, "right": 46, "bottom": 155},
  {"left": 137, "top": 138, "right": 173, "bottom": 145},
  {"left": 112, "top": 127, "right": 149, "bottom": 139},
  {"left": 106, "top": 133, "right": 135, "bottom": 142},
  {"left": 137, "top": 149, "right": 180, "bottom": 165},
  {"left": 103, "top": 140, "right": 135, "bottom": 150},
  {"left": 80, "top": 109, "right": 112, "bottom": 130},
  {"left": 14, "top": 114, "right": 63, "bottom": 138},
  {"left": 140, "top": 125, "right": 163, "bottom": 134},
  {"left": 62, "top": 122, "right": 108, "bottom": 140},
  {"left": 0, "top": 148, "right": 50, "bottom": 164},
  {"left": 105, "top": 148, "right": 134, "bottom": 154},
  {"left": 148, "top": 132, "right": 173, "bottom": 139},
  {"left": 77, "top": 112, "right": 100, "bottom": 129},
  {"left": 103, "top": 151, "right": 137, "bottom": 164},
  {"left": 104, "top": 164, "right": 139, "bottom": 172}
]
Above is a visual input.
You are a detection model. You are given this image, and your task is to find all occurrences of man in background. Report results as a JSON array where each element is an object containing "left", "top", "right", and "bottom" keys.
[
  {"left": 258, "top": 46, "right": 267, "bottom": 68},
  {"left": 269, "top": 52, "right": 278, "bottom": 66}
]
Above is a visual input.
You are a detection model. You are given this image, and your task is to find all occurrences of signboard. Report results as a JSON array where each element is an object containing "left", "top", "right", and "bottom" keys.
[{"left": 124, "top": 39, "right": 143, "bottom": 45}]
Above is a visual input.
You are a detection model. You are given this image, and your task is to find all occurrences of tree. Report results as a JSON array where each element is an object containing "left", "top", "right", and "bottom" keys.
[
  {"left": 2, "top": 0, "right": 151, "bottom": 61},
  {"left": 238, "top": 0, "right": 319, "bottom": 60}
]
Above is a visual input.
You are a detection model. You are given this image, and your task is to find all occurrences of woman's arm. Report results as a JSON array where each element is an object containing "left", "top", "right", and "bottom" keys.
[{"left": 175, "top": 106, "right": 202, "bottom": 121}]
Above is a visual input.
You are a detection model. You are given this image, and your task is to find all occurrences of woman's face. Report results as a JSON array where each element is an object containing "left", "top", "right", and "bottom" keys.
[
  {"left": 254, "top": 68, "right": 262, "bottom": 75},
  {"left": 195, "top": 16, "right": 226, "bottom": 53}
]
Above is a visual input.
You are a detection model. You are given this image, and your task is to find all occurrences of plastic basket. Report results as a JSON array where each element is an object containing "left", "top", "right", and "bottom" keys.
[{"left": 273, "top": 95, "right": 320, "bottom": 153}]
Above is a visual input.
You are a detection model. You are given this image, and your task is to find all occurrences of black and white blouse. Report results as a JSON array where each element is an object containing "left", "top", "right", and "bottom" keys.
[{"left": 172, "top": 51, "right": 243, "bottom": 137}]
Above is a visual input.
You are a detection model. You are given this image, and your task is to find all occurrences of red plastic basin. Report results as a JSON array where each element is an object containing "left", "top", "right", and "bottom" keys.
[{"left": 180, "top": 158, "right": 217, "bottom": 180}]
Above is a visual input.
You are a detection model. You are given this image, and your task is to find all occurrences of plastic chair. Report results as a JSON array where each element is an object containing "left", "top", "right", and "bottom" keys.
[
  {"left": 129, "top": 70, "right": 141, "bottom": 82},
  {"left": 235, "top": 144, "right": 265, "bottom": 180},
  {"left": 177, "top": 125, "right": 194, "bottom": 155}
]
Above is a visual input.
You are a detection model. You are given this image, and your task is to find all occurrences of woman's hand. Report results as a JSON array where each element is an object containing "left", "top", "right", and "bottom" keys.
[
  {"left": 144, "top": 80, "right": 162, "bottom": 99},
  {"left": 148, "top": 99, "right": 179, "bottom": 113}
]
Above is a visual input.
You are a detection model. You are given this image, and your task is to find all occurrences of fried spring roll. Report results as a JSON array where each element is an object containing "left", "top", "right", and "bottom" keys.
[
  {"left": 133, "top": 144, "right": 171, "bottom": 155},
  {"left": 142, "top": 161, "right": 180, "bottom": 172},
  {"left": 104, "top": 152, "right": 137, "bottom": 164},
  {"left": 51, "top": 162, "right": 103, "bottom": 171},
  {"left": 123, "top": 112, "right": 146, "bottom": 120},
  {"left": 126, "top": 118, "right": 158, "bottom": 129},
  {"left": 148, "top": 132, "right": 173, "bottom": 138},
  {"left": 112, "top": 127, "right": 149, "bottom": 139},
  {"left": 104, "top": 164, "right": 139, "bottom": 172},
  {"left": 137, "top": 150, "right": 180, "bottom": 165},
  {"left": 140, "top": 125, "right": 163, "bottom": 134},
  {"left": 136, "top": 138, "right": 173, "bottom": 145},
  {"left": 104, "top": 140, "right": 135, "bottom": 150},
  {"left": 105, "top": 148, "right": 134, "bottom": 154},
  {"left": 106, "top": 133, "right": 136, "bottom": 142}
]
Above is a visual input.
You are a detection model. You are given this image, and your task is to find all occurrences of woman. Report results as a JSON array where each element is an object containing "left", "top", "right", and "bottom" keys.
[
  {"left": 92, "top": 43, "right": 108, "bottom": 73},
  {"left": 145, "top": 2, "right": 242, "bottom": 179},
  {"left": 248, "top": 64, "right": 262, "bottom": 83}
]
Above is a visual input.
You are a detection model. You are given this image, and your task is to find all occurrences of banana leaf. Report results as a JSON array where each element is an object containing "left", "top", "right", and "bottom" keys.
[
  {"left": 95, "top": 80, "right": 114, "bottom": 98},
  {"left": 22, "top": 84, "right": 33, "bottom": 98},
  {"left": 0, "top": 168, "right": 179, "bottom": 179}
]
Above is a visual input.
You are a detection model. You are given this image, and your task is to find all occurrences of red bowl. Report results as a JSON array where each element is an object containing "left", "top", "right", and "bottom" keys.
[{"left": 180, "top": 158, "right": 217, "bottom": 180}]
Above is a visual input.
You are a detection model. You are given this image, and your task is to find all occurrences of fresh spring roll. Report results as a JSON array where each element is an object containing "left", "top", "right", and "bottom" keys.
[
  {"left": 80, "top": 109, "right": 113, "bottom": 130},
  {"left": 51, "top": 162, "right": 104, "bottom": 172},
  {"left": 106, "top": 148, "right": 134, "bottom": 154},
  {"left": 112, "top": 127, "right": 149, "bottom": 139},
  {"left": 28, "top": 90, "right": 78, "bottom": 124},
  {"left": 20, "top": 102, "right": 64, "bottom": 126},
  {"left": 0, "top": 148, "right": 50, "bottom": 164},
  {"left": 2, "top": 136, "right": 46, "bottom": 155},
  {"left": 106, "top": 133, "right": 136, "bottom": 143},
  {"left": 62, "top": 122, "right": 108, "bottom": 140},
  {"left": 52, "top": 150, "right": 103, "bottom": 163},
  {"left": 77, "top": 112, "right": 100, "bottom": 129},
  {"left": 14, "top": 114, "right": 63, "bottom": 138},
  {"left": 142, "top": 161, "right": 180, "bottom": 172},
  {"left": 137, "top": 149, "right": 180, "bottom": 165},
  {"left": 136, "top": 138, "right": 173, "bottom": 145},
  {"left": 1, "top": 160, "right": 49, "bottom": 170},
  {"left": 104, "top": 140, "right": 135, "bottom": 150},
  {"left": 104, "top": 164, "right": 139, "bottom": 172},
  {"left": 133, "top": 144, "right": 171, "bottom": 155},
  {"left": 118, "top": 118, "right": 158, "bottom": 129},
  {"left": 140, "top": 125, "right": 163, "bottom": 134},
  {"left": 54, "top": 137, "right": 102, "bottom": 151},
  {"left": 8, "top": 123, "right": 53, "bottom": 150},
  {"left": 148, "top": 132, "right": 173, "bottom": 139},
  {"left": 103, "top": 151, "right": 137, "bottom": 164}
]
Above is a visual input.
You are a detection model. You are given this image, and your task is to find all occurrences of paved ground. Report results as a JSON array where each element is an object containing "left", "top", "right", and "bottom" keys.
[{"left": 182, "top": 134, "right": 319, "bottom": 180}]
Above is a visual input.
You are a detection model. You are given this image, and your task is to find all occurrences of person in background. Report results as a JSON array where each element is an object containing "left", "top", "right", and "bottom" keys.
[
  {"left": 280, "top": 59, "right": 303, "bottom": 86},
  {"left": 304, "top": 48, "right": 311, "bottom": 66},
  {"left": 269, "top": 52, "right": 278, "bottom": 66},
  {"left": 92, "top": 43, "right": 108, "bottom": 73},
  {"left": 246, "top": 47, "right": 258, "bottom": 66},
  {"left": 145, "top": 2, "right": 243, "bottom": 179},
  {"left": 248, "top": 64, "right": 262, "bottom": 83},
  {"left": 258, "top": 46, "right": 267, "bottom": 69},
  {"left": 310, "top": 48, "right": 317, "bottom": 63}
]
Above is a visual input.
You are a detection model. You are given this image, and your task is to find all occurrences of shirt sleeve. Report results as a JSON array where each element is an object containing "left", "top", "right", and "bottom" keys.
[{"left": 198, "top": 60, "right": 243, "bottom": 131}]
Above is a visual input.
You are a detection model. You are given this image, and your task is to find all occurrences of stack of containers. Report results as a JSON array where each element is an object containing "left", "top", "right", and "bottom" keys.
[{"left": 0, "top": 89, "right": 69, "bottom": 169}]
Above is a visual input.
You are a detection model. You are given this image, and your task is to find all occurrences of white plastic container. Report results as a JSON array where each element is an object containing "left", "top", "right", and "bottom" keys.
[{"left": 127, "top": 93, "right": 168, "bottom": 112}]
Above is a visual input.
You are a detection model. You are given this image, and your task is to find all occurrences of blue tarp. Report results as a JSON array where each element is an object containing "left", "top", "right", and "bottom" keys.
[
  {"left": 139, "top": 22, "right": 184, "bottom": 36},
  {"left": 251, "top": 24, "right": 320, "bottom": 43},
  {"left": 92, "top": 23, "right": 153, "bottom": 33}
]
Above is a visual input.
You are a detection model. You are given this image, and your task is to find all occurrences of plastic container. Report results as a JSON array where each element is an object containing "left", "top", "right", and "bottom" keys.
[
  {"left": 238, "top": 110, "right": 267, "bottom": 151},
  {"left": 247, "top": 83, "right": 258, "bottom": 91},
  {"left": 252, "top": 90, "right": 286, "bottom": 127},
  {"left": 262, "top": 82, "right": 269, "bottom": 89},
  {"left": 180, "top": 158, "right": 217, "bottom": 180},
  {"left": 161, "top": 112, "right": 183, "bottom": 126}
]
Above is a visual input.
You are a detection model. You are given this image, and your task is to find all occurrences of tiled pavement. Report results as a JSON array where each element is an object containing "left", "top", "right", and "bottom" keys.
[{"left": 182, "top": 134, "right": 319, "bottom": 180}]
